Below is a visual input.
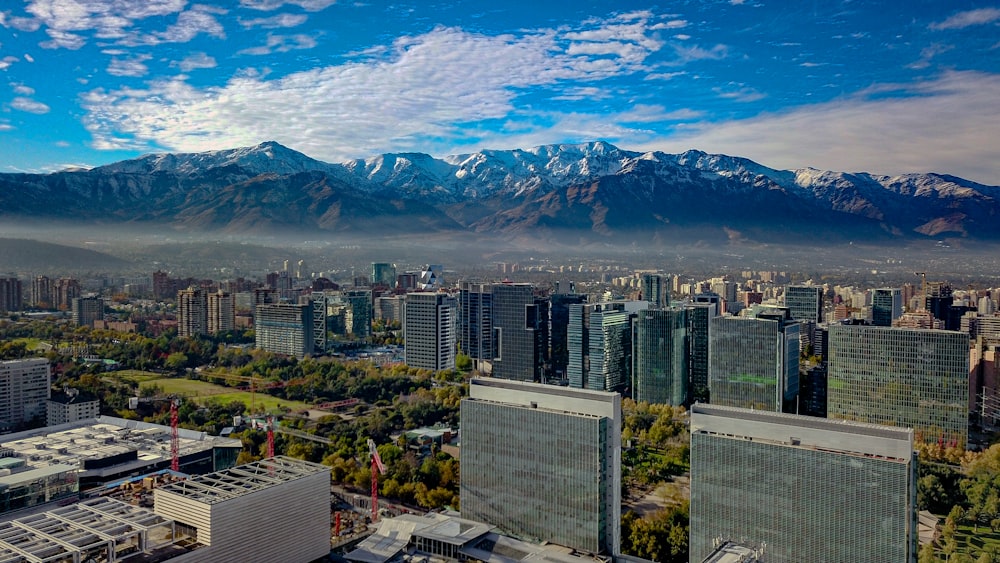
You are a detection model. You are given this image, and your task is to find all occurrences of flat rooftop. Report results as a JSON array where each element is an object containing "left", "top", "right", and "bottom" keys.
[{"left": 155, "top": 456, "right": 328, "bottom": 505}]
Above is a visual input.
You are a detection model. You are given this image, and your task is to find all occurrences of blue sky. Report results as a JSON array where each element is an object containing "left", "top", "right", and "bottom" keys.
[{"left": 1, "top": 1, "right": 999, "bottom": 183}]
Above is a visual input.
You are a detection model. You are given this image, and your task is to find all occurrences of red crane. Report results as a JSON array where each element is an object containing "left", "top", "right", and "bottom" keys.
[
  {"left": 266, "top": 415, "right": 275, "bottom": 458},
  {"left": 130, "top": 395, "right": 182, "bottom": 472},
  {"left": 367, "top": 439, "right": 387, "bottom": 521}
]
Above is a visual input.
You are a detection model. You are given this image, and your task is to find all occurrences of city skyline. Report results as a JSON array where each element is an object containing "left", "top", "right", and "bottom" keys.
[{"left": 0, "top": 1, "right": 998, "bottom": 184}]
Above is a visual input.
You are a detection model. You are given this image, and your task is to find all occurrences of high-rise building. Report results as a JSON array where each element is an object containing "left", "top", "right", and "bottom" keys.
[
  {"left": 403, "top": 292, "right": 457, "bottom": 371},
  {"left": 872, "top": 288, "right": 904, "bottom": 327},
  {"left": 641, "top": 273, "right": 667, "bottom": 308},
  {"left": 828, "top": 325, "right": 969, "bottom": 445},
  {"left": 47, "top": 388, "right": 100, "bottom": 426},
  {"left": 568, "top": 302, "right": 631, "bottom": 392},
  {"left": 255, "top": 303, "right": 314, "bottom": 358},
  {"left": 549, "top": 289, "right": 586, "bottom": 381},
  {"left": 0, "top": 358, "right": 51, "bottom": 426},
  {"left": 340, "top": 289, "right": 373, "bottom": 339},
  {"left": 177, "top": 287, "right": 208, "bottom": 337},
  {"left": 459, "top": 282, "right": 493, "bottom": 372},
  {"left": 53, "top": 278, "right": 80, "bottom": 311},
  {"left": 0, "top": 278, "right": 22, "bottom": 314},
  {"left": 207, "top": 290, "right": 235, "bottom": 334},
  {"left": 71, "top": 296, "right": 104, "bottom": 327},
  {"left": 633, "top": 307, "right": 688, "bottom": 405},
  {"left": 491, "top": 283, "right": 548, "bottom": 382},
  {"left": 460, "top": 378, "right": 621, "bottom": 556},
  {"left": 30, "top": 275, "right": 51, "bottom": 308},
  {"left": 371, "top": 262, "right": 397, "bottom": 288},
  {"left": 783, "top": 284, "right": 823, "bottom": 324},
  {"left": 687, "top": 301, "right": 719, "bottom": 403},
  {"left": 709, "top": 308, "right": 800, "bottom": 412},
  {"left": 375, "top": 295, "right": 404, "bottom": 323},
  {"left": 418, "top": 265, "right": 444, "bottom": 290},
  {"left": 689, "top": 404, "right": 917, "bottom": 562}
]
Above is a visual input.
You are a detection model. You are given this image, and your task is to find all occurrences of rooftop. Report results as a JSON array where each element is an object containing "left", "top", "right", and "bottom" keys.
[{"left": 155, "top": 456, "right": 328, "bottom": 505}]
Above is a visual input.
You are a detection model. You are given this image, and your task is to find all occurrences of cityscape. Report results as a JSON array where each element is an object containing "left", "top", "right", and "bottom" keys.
[{"left": 1, "top": 0, "right": 999, "bottom": 562}]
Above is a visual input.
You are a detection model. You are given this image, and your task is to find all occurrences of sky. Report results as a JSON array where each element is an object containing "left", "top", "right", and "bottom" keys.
[{"left": 1, "top": 1, "right": 999, "bottom": 184}]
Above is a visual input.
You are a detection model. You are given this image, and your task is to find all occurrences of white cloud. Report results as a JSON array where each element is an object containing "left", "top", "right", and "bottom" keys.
[
  {"left": 7, "top": 16, "right": 41, "bottom": 32},
  {"left": 24, "top": 54, "right": 34, "bottom": 62},
  {"left": 670, "top": 43, "right": 728, "bottom": 65},
  {"left": 0, "top": 56, "right": 19, "bottom": 70},
  {"left": 173, "top": 52, "right": 218, "bottom": 71},
  {"left": 907, "top": 43, "right": 953, "bottom": 70},
  {"left": 930, "top": 8, "right": 1000, "bottom": 30},
  {"left": 11, "top": 96, "right": 50, "bottom": 113},
  {"left": 239, "top": 13, "right": 308, "bottom": 28},
  {"left": 653, "top": 71, "right": 1000, "bottom": 185},
  {"left": 237, "top": 33, "right": 317, "bottom": 55},
  {"left": 120, "top": 5, "right": 226, "bottom": 46},
  {"left": 81, "top": 19, "right": 674, "bottom": 159},
  {"left": 12, "top": 84, "right": 35, "bottom": 95},
  {"left": 645, "top": 71, "right": 686, "bottom": 81},
  {"left": 0, "top": 123, "right": 14, "bottom": 131},
  {"left": 24, "top": 0, "right": 192, "bottom": 48},
  {"left": 239, "top": 0, "right": 336, "bottom": 11},
  {"left": 714, "top": 84, "right": 766, "bottom": 102},
  {"left": 673, "top": 34, "right": 691, "bottom": 41},
  {"left": 107, "top": 54, "right": 151, "bottom": 76},
  {"left": 40, "top": 29, "right": 86, "bottom": 49}
]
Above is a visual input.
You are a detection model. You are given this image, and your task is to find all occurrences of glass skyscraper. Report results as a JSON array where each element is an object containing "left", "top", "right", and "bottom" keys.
[
  {"left": 783, "top": 285, "right": 823, "bottom": 324},
  {"left": 568, "top": 303, "right": 630, "bottom": 392},
  {"left": 633, "top": 307, "right": 688, "bottom": 405},
  {"left": 871, "top": 287, "right": 903, "bottom": 327},
  {"left": 549, "top": 291, "right": 586, "bottom": 382},
  {"left": 460, "top": 378, "right": 621, "bottom": 556},
  {"left": 640, "top": 273, "right": 668, "bottom": 308},
  {"left": 686, "top": 301, "right": 718, "bottom": 403},
  {"left": 491, "top": 283, "right": 548, "bottom": 381},
  {"left": 828, "top": 325, "right": 969, "bottom": 445},
  {"left": 709, "top": 309, "right": 799, "bottom": 412},
  {"left": 403, "top": 292, "right": 457, "bottom": 371},
  {"left": 690, "top": 404, "right": 916, "bottom": 562},
  {"left": 459, "top": 282, "right": 493, "bottom": 371}
]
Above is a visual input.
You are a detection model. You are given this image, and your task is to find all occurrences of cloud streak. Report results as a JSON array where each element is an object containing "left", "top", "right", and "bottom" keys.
[
  {"left": 930, "top": 8, "right": 1000, "bottom": 30},
  {"left": 655, "top": 71, "right": 1000, "bottom": 185}
]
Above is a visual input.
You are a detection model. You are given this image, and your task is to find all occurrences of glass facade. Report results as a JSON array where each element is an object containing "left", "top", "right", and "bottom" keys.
[
  {"left": 633, "top": 307, "right": 688, "bottom": 405},
  {"left": 709, "top": 314, "right": 799, "bottom": 412},
  {"left": 491, "top": 284, "right": 547, "bottom": 381},
  {"left": 588, "top": 307, "right": 630, "bottom": 392},
  {"left": 871, "top": 288, "right": 903, "bottom": 327},
  {"left": 828, "top": 325, "right": 969, "bottom": 445},
  {"left": 690, "top": 406, "right": 915, "bottom": 562},
  {"left": 254, "top": 303, "right": 314, "bottom": 358},
  {"left": 549, "top": 292, "right": 586, "bottom": 381},
  {"left": 459, "top": 282, "right": 493, "bottom": 368},
  {"left": 686, "top": 303, "right": 715, "bottom": 403},
  {"left": 784, "top": 285, "right": 823, "bottom": 324},
  {"left": 403, "top": 293, "right": 457, "bottom": 371}
]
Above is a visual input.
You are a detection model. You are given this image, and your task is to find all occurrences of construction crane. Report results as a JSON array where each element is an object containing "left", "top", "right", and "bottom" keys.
[
  {"left": 266, "top": 415, "right": 275, "bottom": 458},
  {"left": 367, "top": 438, "right": 387, "bottom": 522},
  {"left": 129, "top": 395, "right": 182, "bottom": 471}
]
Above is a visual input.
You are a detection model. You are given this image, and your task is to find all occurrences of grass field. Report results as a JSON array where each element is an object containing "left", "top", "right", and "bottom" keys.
[
  {"left": 955, "top": 524, "right": 1000, "bottom": 558},
  {"left": 144, "top": 378, "right": 313, "bottom": 413},
  {"left": 113, "top": 370, "right": 164, "bottom": 383}
]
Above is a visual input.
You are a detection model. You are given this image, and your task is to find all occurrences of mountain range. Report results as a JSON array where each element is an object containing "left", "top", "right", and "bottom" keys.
[{"left": 1, "top": 140, "right": 997, "bottom": 246}]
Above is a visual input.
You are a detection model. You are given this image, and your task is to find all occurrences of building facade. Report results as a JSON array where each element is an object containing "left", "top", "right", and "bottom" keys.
[
  {"left": 47, "top": 389, "right": 100, "bottom": 426},
  {"left": 491, "top": 283, "right": 548, "bottom": 382},
  {"left": 254, "top": 303, "right": 314, "bottom": 358},
  {"left": 633, "top": 307, "right": 688, "bottom": 405},
  {"left": 460, "top": 378, "right": 621, "bottom": 556},
  {"left": 568, "top": 303, "right": 630, "bottom": 392},
  {"left": 71, "top": 296, "right": 104, "bottom": 327},
  {"left": 872, "top": 288, "right": 903, "bottom": 327},
  {"left": 207, "top": 290, "right": 235, "bottom": 334},
  {"left": 403, "top": 292, "right": 457, "bottom": 371},
  {"left": 828, "top": 325, "right": 969, "bottom": 445},
  {"left": 371, "top": 262, "right": 397, "bottom": 288},
  {"left": 459, "top": 282, "right": 493, "bottom": 372},
  {"left": 0, "top": 358, "right": 51, "bottom": 426},
  {"left": 177, "top": 287, "right": 208, "bottom": 337},
  {"left": 641, "top": 274, "right": 668, "bottom": 308},
  {"left": 709, "top": 309, "right": 799, "bottom": 412},
  {"left": 783, "top": 285, "right": 823, "bottom": 324},
  {"left": 0, "top": 278, "right": 23, "bottom": 313},
  {"left": 687, "top": 301, "right": 718, "bottom": 404},
  {"left": 689, "top": 404, "right": 917, "bottom": 563},
  {"left": 549, "top": 290, "right": 586, "bottom": 382}
]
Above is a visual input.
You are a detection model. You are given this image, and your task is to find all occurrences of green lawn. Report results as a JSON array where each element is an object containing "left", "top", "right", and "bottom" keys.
[
  {"left": 145, "top": 378, "right": 312, "bottom": 414},
  {"left": 113, "top": 370, "right": 163, "bottom": 383},
  {"left": 955, "top": 523, "right": 1000, "bottom": 558},
  {"left": 11, "top": 337, "right": 43, "bottom": 350}
]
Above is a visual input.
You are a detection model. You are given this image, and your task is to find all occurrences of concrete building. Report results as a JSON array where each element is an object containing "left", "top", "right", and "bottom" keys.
[
  {"left": 828, "top": 325, "right": 969, "bottom": 445},
  {"left": 632, "top": 307, "right": 688, "bottom": 405},
  {"left": 71, "top": 296, "right": 104, "bottom": 327},
  {"left": 177, "top": 287, "right": 208, "bottom": 337},
  {"left": 460, "top": 378, "right": 621, "bottom": 556},
  {"left": 783, "top": 284, "right": 823, "bottom": 324},
  {"left": 0, "top": 278, "right": 22, "bottom": 313},
  {"left": 0, "top": 358, "right": 50, "bottom": 427},
  {"left": 375, "top": 295, "right": 404, "bottom": 324},
  {"left": 1, "top": 416, "right": 242, "bottom": 489},
  {"left": 154, "top": 456, "right": 331, "bottom": 563},
  {"left": 254, "top": 303, "right": 314, "bottom": 358},
  {"left": 690, "top": 404, "right": 917, "bottom": 562},
  {"left": 709, "top": 308, "right": 800, "bottom": 412},
  {"left": 403, "top": 292, "right": 457, "bottom": 371},
  {"left": 459, "top": 282, "right": 493, "bottom": 373},
  {"left": 491, "top": 283, "right": 548, "bottom": 382},
  {"left": 47, "top": 388, "right": 100, "bottom": 426},
  {"left": 872, "top": 288, "right": 904, "bottom": 327},
  {"left": 207, "top": 290, "right": 235, "bottom": 334}
]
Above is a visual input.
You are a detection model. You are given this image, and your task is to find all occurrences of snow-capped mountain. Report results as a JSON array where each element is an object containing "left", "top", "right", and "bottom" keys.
[{"left": 0, "top": 140, "right": 996, "bottom": 243}]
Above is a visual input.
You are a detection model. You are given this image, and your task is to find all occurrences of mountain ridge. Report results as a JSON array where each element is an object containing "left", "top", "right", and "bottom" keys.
[{"left": 1, "top": 140, "right": 997, "bottom": 245}]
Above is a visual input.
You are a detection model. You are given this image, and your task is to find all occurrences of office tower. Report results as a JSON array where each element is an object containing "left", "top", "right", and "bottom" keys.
[
  {"left": 371, "top": 262, "right": 397, "bottom": 288},
  {"left": 633, "top": 307, "right": 688, "bottom": 406},
  {"left": 687, "top": 302, "right": 718, "bottom": 403},
  {"left": 207, "top": 290, "right": 235, "bottom": 334},
  {"left": 306, "top": 296, "right": 328, "bottom": 352},
  {"left": 641, "top": 273, "right": 667, "bottom": 308},
  {"left": 375, "top": 295, "right": 404, "bottom": 324},
  {"left": 70, "top": 296, "right": 104, "bottom": 327},
  {"left": 341, "top": 289, "right": 373, "bottom": 338},
  {"left": 397, "top": 272, "right": 418, "bottom": 290},
  {"left": 0, "top": 278, "right": 21, "bottom": 314},
  {"left": 254, "top": 303, "right": 314, "bottom": 358},
  {"left": 925, "top": 282, "right": 952, "bottom": 323},
  {"left": 784, "top": 284, "right": 823, "bottom": 324},
  {"left": 296, "top": 259, "right": 308, "bottom": 279},
  {"left": 979, "top": 295, "right": 996, "bottom": 316},
  {"left": 177, "top": 287, "right": 208, "bottom": 337},
  {"left": 460, "top": 378, "right": 621, "bottom": 556},
  {"left": 491, "top": 283, "right": 548, "bottom": 382},
  {"left": 689, "top": 404, "right": 917, "bottom": 563},
  {"left": 152, "top": 270, "right": 171, "bottom": 300},
  {"left": 871, "top": 287, "right": 904, "bottom": 327},
  {"left": 549, "top": 290, "right": 586, "bottom": 381},
  {"left": 798, "top": 364, "right": 827, "bottom": 417},
  {"left": 0, "top": 358, "right": 51, "bottom": 426},
  {"left": 418, "top": 265, "right": 444, "bottom": 290},
  {"left": 459, "top": 282, "right": 493, "bottom": 372},
  {"left": 709, "top": 308, "right": 800, "bottom": 412},
  {"left": 252, "top": 287, "right": 278, "bottom": 311},
  {"left": 568, "top": 303, "right": 630, "bottom": 392},
  {"left": 828, "top": 325, "right": 969, "bottom": 445},
  {"left": 403, "top": 292, "right": 457, "bottom": 371}
]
